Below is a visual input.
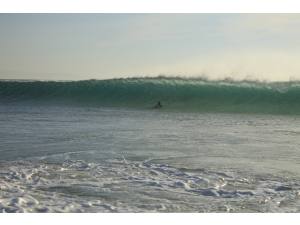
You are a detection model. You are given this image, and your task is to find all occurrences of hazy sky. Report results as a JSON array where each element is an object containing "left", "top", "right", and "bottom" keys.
[{"left": 1, "top": 14, "right": 300, "bottom": 81}]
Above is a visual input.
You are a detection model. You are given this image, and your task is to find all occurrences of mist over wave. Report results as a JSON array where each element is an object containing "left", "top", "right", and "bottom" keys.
[{"left": 1, "top": 76, "right": 300, "bottom": 114}]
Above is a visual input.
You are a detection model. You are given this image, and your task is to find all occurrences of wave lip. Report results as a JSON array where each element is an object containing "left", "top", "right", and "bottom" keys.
[{"left": 1, "top": 77, "right": 300, "bottom": 114}]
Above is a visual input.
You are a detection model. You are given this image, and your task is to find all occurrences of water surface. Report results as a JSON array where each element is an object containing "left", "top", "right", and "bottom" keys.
[{"left": 0, "top": 103, "right": 299, "bottom": 212}]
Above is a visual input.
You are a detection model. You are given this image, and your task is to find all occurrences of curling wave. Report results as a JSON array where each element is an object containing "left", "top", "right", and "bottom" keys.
[{"left": 1, "top": 77, "right": 300, "bottom": 114}]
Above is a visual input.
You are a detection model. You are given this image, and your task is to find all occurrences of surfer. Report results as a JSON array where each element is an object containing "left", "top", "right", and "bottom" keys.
[{"left": 153, "top": 101, "right": 162, "bottom": 109}]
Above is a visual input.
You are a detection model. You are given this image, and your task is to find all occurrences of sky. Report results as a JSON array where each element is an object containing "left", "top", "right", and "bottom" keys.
[{"left": 0, "top": 14, "right": 300, "bottom": 81}]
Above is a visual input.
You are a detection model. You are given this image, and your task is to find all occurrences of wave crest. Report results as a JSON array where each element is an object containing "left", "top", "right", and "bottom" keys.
[{"left": 1, "top": 77, "right": 300, "bottom": 114}]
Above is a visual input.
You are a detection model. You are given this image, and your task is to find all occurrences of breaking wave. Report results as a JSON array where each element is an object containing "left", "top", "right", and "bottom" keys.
[{"left": 1, "top": 77, "right": 300, "bottom": 114}]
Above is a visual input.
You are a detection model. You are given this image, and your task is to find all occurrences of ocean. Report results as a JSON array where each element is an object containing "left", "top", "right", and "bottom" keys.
[{"left": 0, "top": 77, "right": 300, "bottom": 212}]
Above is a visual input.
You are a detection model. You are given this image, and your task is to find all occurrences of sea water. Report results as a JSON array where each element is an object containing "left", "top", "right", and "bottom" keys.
[
  {"left": 0, "top": 103, "right": 300, "bottom": 212},
  {"left": 0, "top": 78, "right": 300, "bottom": 212}
]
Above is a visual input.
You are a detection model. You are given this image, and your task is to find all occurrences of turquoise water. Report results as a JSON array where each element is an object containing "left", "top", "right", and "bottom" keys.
[
  {"left": 1, "top": 77, "right": 300, "bottom": 114},
  {"left": 0, "top": 101, "right": 300, "bottom": 212}
]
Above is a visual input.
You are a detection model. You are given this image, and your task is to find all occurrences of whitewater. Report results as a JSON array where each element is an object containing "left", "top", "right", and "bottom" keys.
[{"left": 0, "top": 77, "right": 300, "bottom": 212}]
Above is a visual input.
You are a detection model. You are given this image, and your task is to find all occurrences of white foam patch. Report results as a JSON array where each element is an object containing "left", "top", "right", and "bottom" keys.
[{"left": 0, "top": 159, "right": 299, "bottom": 212}]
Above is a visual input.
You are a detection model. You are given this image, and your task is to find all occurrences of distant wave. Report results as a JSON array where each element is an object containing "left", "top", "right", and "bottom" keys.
[{"left": 1, "top": 76, "right": 300, "bottom": 114}]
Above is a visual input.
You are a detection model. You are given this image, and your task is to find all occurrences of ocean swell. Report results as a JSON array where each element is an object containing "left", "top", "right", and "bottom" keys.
[{"left": 1, "top": 77, "right": 300, "bottom": 114}]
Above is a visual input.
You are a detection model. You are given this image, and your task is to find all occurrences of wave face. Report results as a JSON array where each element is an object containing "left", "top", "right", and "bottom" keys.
[{"left": 1, "top": 77, "right": 300, "bottom": 114}]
